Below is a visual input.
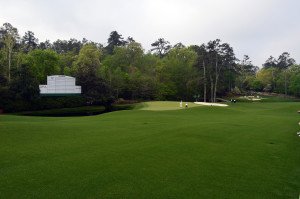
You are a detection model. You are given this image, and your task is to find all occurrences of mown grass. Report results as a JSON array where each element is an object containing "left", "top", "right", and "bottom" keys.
[
  {"left": 138, "top": 101, "right": 202, "bottom": 110},
  {"left": 15, "top": 106, "right": 106, "bottom": 116},
  {"left": 14, "top": 104, "right": 134, "bottom": 117},
  {"left": 0, "top": 101, "right": 300, "bottom": 198}
]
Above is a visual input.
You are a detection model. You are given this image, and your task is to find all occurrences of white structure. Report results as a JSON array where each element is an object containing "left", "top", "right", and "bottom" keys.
[{"left": 39, "top": 75, "right": 81, "bottom": 95}]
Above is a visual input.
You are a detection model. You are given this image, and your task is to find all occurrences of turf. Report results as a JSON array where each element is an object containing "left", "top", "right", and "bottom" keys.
[
  {"left": 0, "top": 101, "right": 300, "bottom": 198},
  {"left": 15, "top": 106, "right": 106, "bottom": 116},
  {"left": 138, "top": 101, "right": 202, "bottom": 110},
  {"left": 15, "top": 105, "right": 133, "bottom": 117}
]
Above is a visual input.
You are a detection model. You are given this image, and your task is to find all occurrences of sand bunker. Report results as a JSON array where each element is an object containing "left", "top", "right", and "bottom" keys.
[
  {"left": 239, "top": 96, "right": 265, "bottom": 101},
  {"left": 194, "top": 102, "right": 228, "bottom": 107}
]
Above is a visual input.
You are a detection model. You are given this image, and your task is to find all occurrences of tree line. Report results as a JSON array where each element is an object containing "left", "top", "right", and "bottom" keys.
[{"left": 0, "top": 22, "right": 299, "bottom": 112}]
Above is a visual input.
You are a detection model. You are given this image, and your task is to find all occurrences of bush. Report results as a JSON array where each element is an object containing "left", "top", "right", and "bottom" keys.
[
  {"left": 232, "top": 86, "right": 242, "bottom": 95},
  {"left": 251, "top": 80, "right": 264, "bottom": 91}
]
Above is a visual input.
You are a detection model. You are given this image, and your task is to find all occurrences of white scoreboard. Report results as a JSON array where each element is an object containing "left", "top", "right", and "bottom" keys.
[{"left": 39, "top": 75, "right": 81, "bottom": 95}]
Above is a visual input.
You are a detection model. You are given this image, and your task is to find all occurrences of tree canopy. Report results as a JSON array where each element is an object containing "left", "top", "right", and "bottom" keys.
[{"left": 0, "top": 22, "right": 299, "bottom": 112}]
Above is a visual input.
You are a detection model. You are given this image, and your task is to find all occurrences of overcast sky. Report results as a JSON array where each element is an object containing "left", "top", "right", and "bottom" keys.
[{"left": 0, "top": 0, "right": 299, "bottom": 66}]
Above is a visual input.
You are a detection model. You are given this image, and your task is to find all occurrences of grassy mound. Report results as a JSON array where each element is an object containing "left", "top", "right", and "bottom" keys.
[{"left": 0, "top": 102, "right": 300, "bottom": 198}]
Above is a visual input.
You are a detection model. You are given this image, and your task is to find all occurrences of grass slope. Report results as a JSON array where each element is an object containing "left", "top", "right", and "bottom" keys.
[{"left": 0, "top": 102, "right": 300, "bottom": 198}]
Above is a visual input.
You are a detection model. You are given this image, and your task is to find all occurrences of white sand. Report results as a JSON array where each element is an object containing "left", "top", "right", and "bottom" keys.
[{"left": 194, "top": 102, "right": 228, "bottom": 107}]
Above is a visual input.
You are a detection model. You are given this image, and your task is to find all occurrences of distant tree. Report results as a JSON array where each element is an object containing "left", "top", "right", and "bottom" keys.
[
  {"left": 277, "top": 52, "right": 295, "bottom": 69},
  {"left": 264, "top": 53, "right": 296, "bottom": 70},
  {"left": 190, "top": 44, "right": 208, "bottom": 102},
  {"left": 288, "top": 65, "right": 300, "bottom": 96},
  {"left": 206, "top": 39, "right": 221, "bottom": 102},
  {"left": 263, "top": 56, "right": 277, "bottom": 68},
  {"left": 67, "top": 38, "right": 82, "bottom": 53},
  {"left": 173, "top": 42, "right": 185, "bottom": 49},
  {"left": 256, "top": 68, "right": 275, "bottom": 91},
  {"left": 103, "top": 42, "right": 143, "bottom": 72},
  {"left": 52, "top": 39, "right": 82, "bottom": 54},
  {"left": 101, "top": 42, "right": 145, "bottom": 99},
  {"left": 0, "top": 49, "right": 7, "bottom": 85},
  {"left": 240, "top": 55, "right": 258, "bottom": 74},
  {"left": 151, "top": 38, "right": 171, "bottom": 58},
  {"left": 105, "top": 31, "right": 126, "bottom": 54},
  {"left": 82, "top": 38, "right": 88, "bottom": 45},
  {"left": 21, "top": 31, "right": 38, "bottom": 53},
  {"left": 74, "top": 44, "right": 101, "bottom": 75},
  {"left": 126, "top": 36, "right": 135, "bottom": 43},
  {"left": 162, "top": 47, "right": 197, "bottom": 99},
  {"left": 52, "top": 39, "right": 66, "bottom": 54},
  {"left": 74, "top": 44, "right": 111, "bottom": 104},
  {"left": 218, "top": 42, "right": 236, "bottom": 99},
  {"left": 237, "top": 55, "right": 258, "bottom": 91},
  {"left": 251, "top": 79, "right": 264, "bottom": 91},
  {"left": 241, "top": 55, "right": 251, "bottom": 66},
  {"left": 38, "top": 40, "right": 52, "bottom": 50},
  {"left": 26, "top": 49, "right": 60, "bottom": 83},
  {"left": 10, "top": 63, "right": 39, "bottom": 101},
  {"left": 0, "top": 23, "right": 20, "bottom": 82},
  {"left": 262, "top": 52, "right": 296, "bottom": 92},
  {"left": 125, "top": 42, "right": 144, "bottom": 67}
]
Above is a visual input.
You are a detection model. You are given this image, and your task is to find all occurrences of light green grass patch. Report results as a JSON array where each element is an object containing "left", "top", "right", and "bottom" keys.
[{"left": 138, "top": 101, "right": 200, "bottom": 111}]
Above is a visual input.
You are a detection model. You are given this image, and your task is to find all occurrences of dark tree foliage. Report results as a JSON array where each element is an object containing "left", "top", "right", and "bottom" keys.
[
  {"left": 21, "top": 31, "right": 38, "bottom": 53},
  {"left": 77, "top": 74, "right": 111, "bottom": 105},
  {"left": 173, "top": 42, "right": 185, "bottom": 49},
  {"left": 126, "top": 36, "right": 135, "bottom": 43},
  {"left": 38, "top": 40, "right": 52, "bottom": 50},
  {"left": 0, "top": 74, "right": 8, "bottom": 86},
  {"left": 263, "top": 56, "right": 277, "bottom": 68},
  {"left": 263, "top": 53, "right": 296, "bottom": 70},
  {"left": 10, "top": 63, "right": 39, "bottom": 101},
  {"left": 105, "top": 31, "right": 126, "bottom": 54},
  {"left": 52, "top": 39, "right": 82, "bottom": 54},
  {"left": 277, "top": 52, "right": 296, "bottom": 69},
  {"left": 240, "top": 55, "right": 258, "bottom": 75},
  {"left": 151, "top": 38, "right": 171, "bottom": 58},
  {"left": 0, "top": 23, "right": 20, "bottom": 48}
]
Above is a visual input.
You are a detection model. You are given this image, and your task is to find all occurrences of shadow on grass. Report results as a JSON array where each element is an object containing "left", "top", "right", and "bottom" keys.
[{"left": 13, "top": 104, "right": 135, "bottom": 117}]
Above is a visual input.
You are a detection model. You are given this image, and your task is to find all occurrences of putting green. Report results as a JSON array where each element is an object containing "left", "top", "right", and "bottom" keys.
[{"left": 138, "top": 101, "right": 201, "bottom": 111}]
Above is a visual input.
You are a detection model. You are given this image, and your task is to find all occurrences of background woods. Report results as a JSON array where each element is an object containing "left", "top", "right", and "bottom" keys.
[{"left": 0, "top": 22, "right": 299, "bottom": 112}]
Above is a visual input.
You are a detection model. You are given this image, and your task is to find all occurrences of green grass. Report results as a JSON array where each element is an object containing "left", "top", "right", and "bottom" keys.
[
  {"left": 138, "top": 101, "right": 202, "bottom": 110},
  {"left": 15, "top": 106, "right": 106, "bottom": 116},
  {"left": 0, "top": 101, "right": 300, "bottom": 198},
  {"left": 14, "top": 104, "right": 134, "bottom": 117}
]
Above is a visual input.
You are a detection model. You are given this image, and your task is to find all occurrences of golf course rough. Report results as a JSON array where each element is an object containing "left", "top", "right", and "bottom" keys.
[{"left": 0, "top": 101, "right": 300, "bottom": 198}]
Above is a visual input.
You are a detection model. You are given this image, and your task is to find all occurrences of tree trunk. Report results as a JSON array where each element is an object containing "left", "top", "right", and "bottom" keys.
[
  {"left": 214, "top": 55, "right": 218, "bottom": 103},
  {"left": 272, "top": 69, "right": 275, "bottom": 90},
  {"left": 284, "top": 70, "right": 287, "bottom": 96},
  {"left": 203, "top": 60, "right": 206, "bottom": 102},
  {"left": 214, "top": 74, "right": 219, "bottom": 103},
  {"left": 116, "top": 88, "right": 119, "bottom": 99},
  {"left": 210, "top": 75, "right": 214, "bottom": 102},
  {"left": 8, "top": 48, "right": 12, "bottom": 82}
]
